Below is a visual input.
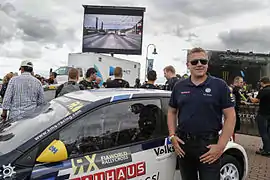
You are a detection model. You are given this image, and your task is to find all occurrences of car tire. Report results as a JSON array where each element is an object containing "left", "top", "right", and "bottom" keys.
[{"left": 220, "top": 154, "right": 242, "bottom": 180}]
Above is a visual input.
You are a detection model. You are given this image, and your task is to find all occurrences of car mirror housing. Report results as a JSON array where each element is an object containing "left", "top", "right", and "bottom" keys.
[{"left": 36, "top": 140, "right": 68, "bottom": 163}]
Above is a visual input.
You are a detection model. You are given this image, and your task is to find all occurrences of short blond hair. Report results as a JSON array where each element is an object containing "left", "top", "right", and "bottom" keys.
[
  {"left": 163, "top": 65, "right": 176, "bottom": 74},
  {"left": 114, "top": 67, "right": 123, "bottom": 77},
  {"left": 187, "top": 47, "right": 208, "bottom": 61},
  {"left": 68, "top": 68, "right": 79, "bottom": 80}
]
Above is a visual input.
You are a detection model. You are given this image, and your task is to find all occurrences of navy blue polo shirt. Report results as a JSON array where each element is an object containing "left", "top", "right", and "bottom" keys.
[{"left": 169, "top": 76, "right": 234, "bottom": 134}]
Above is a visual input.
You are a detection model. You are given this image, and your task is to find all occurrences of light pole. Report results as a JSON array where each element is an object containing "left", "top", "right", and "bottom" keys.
[{"left": 145, "top": 44, "right": 158, "bottom": 82}]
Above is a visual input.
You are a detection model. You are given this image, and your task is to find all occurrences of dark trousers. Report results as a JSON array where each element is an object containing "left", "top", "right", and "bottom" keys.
[
  {"left": 256, "top": 114, "right": 270, "bottom": 151},
  {"left": 235, "top": 109, "right": 241, "bottom": 132},
  {"left": 178, "top": 133, "right": 220, "bottom": 180}
]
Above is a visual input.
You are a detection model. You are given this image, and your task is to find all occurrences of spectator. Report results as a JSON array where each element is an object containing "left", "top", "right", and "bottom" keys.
[
  {"left": 231, "top": 76, "right": 245, "bottom": 135},
  {"left": 140, "top": 70, "right": 159, "bottom": 89},
  {"left": 0, "top": 72, "right": 14, "bottom": 99},
  {"left": 106, "top": 67, "right": 130, "bottom": 88},
  {"left": 55, "top": 68, "right": 85, "bottom": 98},
  {"left": 176, "top": 74, "right": 181, "bottom": 79},
  {"left": 249, "top": 76, "right": 270, "bottom": 156},
  {"left": 48, "top": 72, "right": 58, "bottom": 85},
  {"left": 163, "top": 65, "right": 180, "bottom": 91},
  {"left": 1, "top": 60, "right": 45, "bottom": 121},
  {"left": 134, "top": 78, "right": 141, "bottom": 88},
  {"left": 79, "top": 68, "right": 97, "bottom": 89},
  {"left": 94, "top": 77, "right": 102, "bottom": 88}
]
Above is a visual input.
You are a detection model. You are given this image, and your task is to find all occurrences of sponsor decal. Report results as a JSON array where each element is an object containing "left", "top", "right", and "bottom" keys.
[
  {"left": 180, "top": 91, "right": 190, "bottom": 94},
  {"left": 71, "top": 148, "right": 132, "bottom": 176},
  {"left": 71, "top": 162, "right": 145, "bottom": 180},
  {"left": 142, "top": 172, "right": 160, "bottom": 180},
  {"left": 99, "top": 148, "right": 132, "bottom": 168},
  {"left": 72, "top": 154, "right": 99, "bottom": 176},
  {"left": 154, "top": 144, "right": 174, "bottom": 156},
  {"left": 49, "top": 145, "right": 58, "bottom": 154},
  {"left": 67, "top": 101, "right": 84, "bottom": 113}
]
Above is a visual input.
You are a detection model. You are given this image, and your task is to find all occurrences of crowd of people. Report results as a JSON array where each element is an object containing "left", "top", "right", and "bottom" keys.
[
  {"left": 0, "top": 60, "right": 188, "bottom": 119},
  {"left": 0, "top": 47, "right": 270, "bottom": 179}
]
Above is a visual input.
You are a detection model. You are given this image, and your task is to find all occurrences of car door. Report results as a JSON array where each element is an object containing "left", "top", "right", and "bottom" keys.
[{"left": 26, "top": 98, "right": 176, "bottom": 180}]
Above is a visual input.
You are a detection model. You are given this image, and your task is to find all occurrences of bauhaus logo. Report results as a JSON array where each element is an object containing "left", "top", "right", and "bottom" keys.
[{"left": 154, "top": 145, "right": 174, "bottom": 156}]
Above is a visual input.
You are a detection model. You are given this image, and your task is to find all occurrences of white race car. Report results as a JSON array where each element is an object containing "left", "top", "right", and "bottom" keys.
[{"left": 0, "top": 89, "right": 248, "bottom": 180}]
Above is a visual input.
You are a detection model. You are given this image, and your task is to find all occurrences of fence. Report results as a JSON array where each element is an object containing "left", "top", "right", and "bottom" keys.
[{"left": 238, "top": 104, "right": 259, "bottom": 136}]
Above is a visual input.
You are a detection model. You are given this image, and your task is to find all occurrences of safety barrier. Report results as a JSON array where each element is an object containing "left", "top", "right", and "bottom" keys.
[{"left": 238, "top": 104, "right": 260, "bottom": 136}]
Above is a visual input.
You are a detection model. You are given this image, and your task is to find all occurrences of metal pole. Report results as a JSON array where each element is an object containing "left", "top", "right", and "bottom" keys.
[{"left": 145, "top": 44, "right": 156, "bottom": 82}]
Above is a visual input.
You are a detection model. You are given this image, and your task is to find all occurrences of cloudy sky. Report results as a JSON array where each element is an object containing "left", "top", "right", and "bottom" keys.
[{"left": 1, "top": 0, "right": 270, "bottom": 83}]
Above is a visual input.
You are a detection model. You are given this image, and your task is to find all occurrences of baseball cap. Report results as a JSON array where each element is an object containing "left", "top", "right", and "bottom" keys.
[{"left": 19, "top": 60, "right": 33, "bottom": 70}]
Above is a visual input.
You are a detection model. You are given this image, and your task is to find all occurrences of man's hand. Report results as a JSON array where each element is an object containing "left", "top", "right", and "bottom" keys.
[
  {"left": 200, "top": 144, "right": 225, "bottom": 164},
  {"left": 171, "top": 136, "right": 185, "bottom": 158}
]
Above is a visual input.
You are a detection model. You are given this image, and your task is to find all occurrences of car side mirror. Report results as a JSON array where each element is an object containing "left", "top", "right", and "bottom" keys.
[{"left": 36, "top": 140, "right": 68, "bottom": 163}]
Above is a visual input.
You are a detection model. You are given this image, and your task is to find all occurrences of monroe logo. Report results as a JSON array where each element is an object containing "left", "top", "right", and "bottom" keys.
[{"left": 154, "top": 145, "right": 174, "bottom": 156}]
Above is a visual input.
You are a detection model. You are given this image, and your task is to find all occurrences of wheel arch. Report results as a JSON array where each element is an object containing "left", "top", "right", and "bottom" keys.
[{"left": 223, "top": 147, "right": 247, "bottom": 180}]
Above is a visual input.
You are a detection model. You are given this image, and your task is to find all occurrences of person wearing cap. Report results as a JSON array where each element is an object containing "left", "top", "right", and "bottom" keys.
[
  {"left": 79, "top": 67, "right": 97, "bottom": 89},
  {"left": 1, "top": 60, "right": 46, "bottom": 121}
]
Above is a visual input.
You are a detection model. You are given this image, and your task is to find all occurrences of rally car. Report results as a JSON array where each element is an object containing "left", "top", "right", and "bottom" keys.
[{"left": 0, "top": 89, "right": 248, "bottom": 180}]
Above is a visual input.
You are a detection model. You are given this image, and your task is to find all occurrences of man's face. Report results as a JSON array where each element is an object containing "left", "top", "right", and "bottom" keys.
[
  {"left": 90, "top": 73, "right": 97, "bottom": 81},
  {"left": 50, "top": 73, "right": 54, "bottom": 79},
  {"left": 96, "top": 77, "right": 101, "bottom": 84},
  {"left": 236, "top": 78, "right": 244, "bottom": 88},
  {"left": 186, "top": 52, "right": 208, "bottom": 77},
  {"left": 163, "top": 70, "right": 170, "bottom": 80}
]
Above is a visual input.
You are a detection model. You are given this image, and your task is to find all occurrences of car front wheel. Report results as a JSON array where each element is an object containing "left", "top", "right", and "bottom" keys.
[{"left": 220, "top": 154, "right": 242, "bottom": 180}]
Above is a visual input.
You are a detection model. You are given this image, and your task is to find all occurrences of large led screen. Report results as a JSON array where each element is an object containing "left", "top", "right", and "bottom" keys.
[{"left": 82, "top": 5, "right": 145, "bottom": 55}]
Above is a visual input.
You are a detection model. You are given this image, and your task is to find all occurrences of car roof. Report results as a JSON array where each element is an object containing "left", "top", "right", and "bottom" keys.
[{"left": 62, "top": 88, "right": 171, "bottom": 102}]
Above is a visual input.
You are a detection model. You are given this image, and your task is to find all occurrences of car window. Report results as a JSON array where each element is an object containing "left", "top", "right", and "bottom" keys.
[
  {"left": 0, "top": 101, "right": 68, "bottom": 156},
  {"left": 59, "top": 99, "right": 167, "bottom": 158}
]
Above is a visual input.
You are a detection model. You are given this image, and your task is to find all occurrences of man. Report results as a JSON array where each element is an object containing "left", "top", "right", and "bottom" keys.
[
  {"left": 249, "top": 76, "right": 270, "bottom": 156},
  {"left": 48, "top": 72, "right": 58, "bottom": 85},
  {"left": 94, "top": 77, "right": 102, "bottom": 88},
  {"left": 1, "top": 60, "right": 45, "bottom": 121},
  {"left": 140, "top": 70, "right": 159, "bottom": 89},
  {"left": 106, "top": 67, "right": 130, "bottom": 88},
  {"left": 55, "top": 68, "right": 85, "bottom": 98},
  {"left": 79, "top": 68, "right": 97, "bottom": 89},
  {"left": 231, "top": 76, "right": 245, "bottom": 134},
  {"left": 163, "top": 65, "right": 179, "bottom": 91},
  {"left": 167, "top": 47, "right": 236, "bottom": 180}
]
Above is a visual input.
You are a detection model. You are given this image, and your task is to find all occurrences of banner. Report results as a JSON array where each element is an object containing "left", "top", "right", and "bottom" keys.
[{"left": 147, "top": 59, "right": 154, "bottom": 72}]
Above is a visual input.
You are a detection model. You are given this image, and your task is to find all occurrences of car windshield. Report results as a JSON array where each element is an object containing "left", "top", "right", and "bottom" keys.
[
  {"left": 0, "top": 97, "right": 84, "bottom": 156},
  {"left": 54, "top": 66, "right": 70, "bottom": 76}
]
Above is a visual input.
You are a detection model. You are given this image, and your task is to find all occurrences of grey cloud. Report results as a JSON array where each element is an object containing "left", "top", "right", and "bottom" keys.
[
  {"left": 0, "top": 2, "right": 16, "bottom": 16},
  {"left": 21, "top": 43, "right": 42, "bottom": 59},
  {"left": 0, "top": 10, "right": 16, "bottom": 43},
  {"left": 218, "top": 27, "right": 270, "bottom": 52},
  {"left": 147, "top": 0, "right": 269, "bottom": 38},
  {"left": 0, "top": 42, "right": 42, "bottom": 59},
  {"left": 17, "top": 13, "right": 57, "bottom": 42},
  {"left": 152, "top": 0, "right": 268, "bottom": 21}
]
